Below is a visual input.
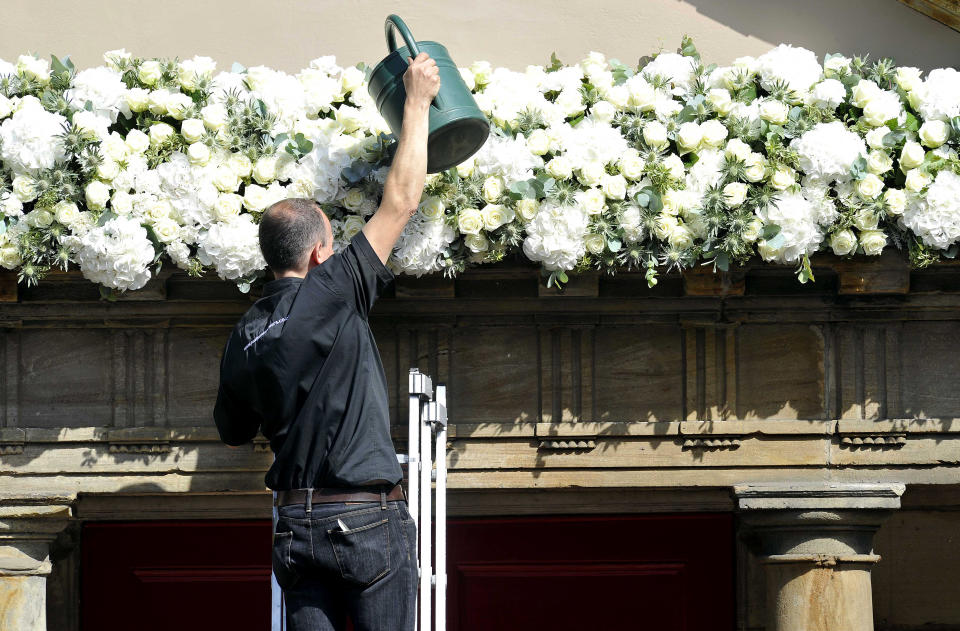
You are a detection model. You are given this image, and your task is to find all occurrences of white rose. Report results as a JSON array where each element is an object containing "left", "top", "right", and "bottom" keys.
[
  {"left": 181, "top": 118, "right": 206, "bottom": 143},
  {"left": 201, "top": 103, "right": 228, "bottom": 130},
  {"left": 853, "top": 208, "right": 879, "bottom": 231},
  {"left": 865, "top": 127, "right": 889, "bottom": 151},
  {"left": 579, "top": 188, "right": 606, "bottom": 215},
  {"left": 341, "top": 66, "right": 365, "bottom": 93},
  {"left": 591, "top": 101, "right": 616, "bottom": 123},
  {"left": 100, "top": 134, "right": 129, "bottom": 162},
  {"left": 577, "top": 162, "right": 605, "bottom": 187},
  {"left": 601, "top": 173, "right": 627, "bottom": 200},
  {"left": 214, "top": 165, "right": 241, "bottom": 192},
  {"left": 829, "top": 229, "right": 857, "bottom": 256},
  {"left": 618, "top": 150, "right": 646, "bottom": 180},
  {"left": 165, "top": 93, "right": 193, "bottom": 120},
  {"left": 1, "top": 193, "right": 23, "bottom": 218},
  {"left": 111, "top": 191, "right": 133, "bottom": 215},
  {"left": 456, "top": 160, "right": 475, "bottom": 178},
  {"left": 147, "top": 89, "right": 172, "bottom": 116},
  {"left": 526, "top": 129, "right": 551, "bottom": 156},
  {"left": 742, "top": 217, "right": 763, "bottom": 243},
  {"left": 674, "top": 122, "right": 701, "bottom": 153},
  {"left": 708, "top": 88, "right": 733, "bottom": 116},
  {"left": 17, "top": 55, "right": 50, "bottom": 82},
  {"left": 464, "top": 232, "right": 489, "bottom": 253},
  {"left": 97, "top": 160, "right": 121, "bottom": 181},
  {"left": 0, "top": 95, "right": 13, "bottom": 120},
  {"left": 125, "top": 129, "right": 150, "bottom": 154},
  {"left": 859, "top": 229, "right": 887, "bottom": 256},
  {"left": 12, "top": 176, "right": 37, "bottom": 202},
  {"left": 53, "top": 201, "right": 80, "bottom": 227},
  {"left": 242, "top": 184, "right": 271, "bottom": 212},
  {"left": 481, "top": 203, "right": 514, "bottom": 231},
  {"left": 516, "top": 198, "right": 539, "bottom": 222},
  {"left": 253, "top": 156, "right": 279, "bottom": 184},
  {"left": 723, "top": 182, "right": 748, "bottom": 207},
  {"left": 850, "top": 79, "right": 881, "bottom": 109},
  {"left": 343, "top": 188, "right": 365, "bottom": 211},
  {"left": 213, "top": 193, "right": 243, "bottom": 221},
  {"left": 85, "top": 181, "right": 111, "bottom": 211},
  {"left": 824, "top": 55, "right": 851, "bottom": 77},
  {"left": 342, "top": 215, "right": 365, "bottom": 239},
  {"left": 546, "top": 156, "right": 573, "bottom": 180},
  {"left": 187, "top": 142, "right": 211, "bottom": 166},
  {"left": 663, "top": 154, "right": 685, "bottom": 180},
  {"left": 867, "top": 150, "right": 893, "bottom": 175},
  {"left": 584, "top": 233, "right": 606, "bottom": 255},
  {"left": 469, "top": 60, "right": 492, "bottom": 85},
  {"left": 919, "top": 120, "right": 949, "bottom": 148},
  {"left": 228, "top": 153, "right": 253, "bottom": 178},
  {"left": 0, "top": 244, "right": 22, "bottom": 269},
  {"left": 146, "top": 199, "right": 173, "bottom": 220},
  {"left": 667, "top": 223, "right": 694, "bottom": 249},
  {"left": 904, "top": 169, "right": 931, "bottom": 192},
  {"left": 743, "top": 154, "right": 766, "bottom": 182},
  {"left": 770, "top": 166, "right": 795, "bottom": 190},
  {"left": 457, "top": 208, "right": 483, "bottom": 234},
  {"left": 137, "top": 60, "right": 163, "bottom": 86},
  {"left": 895, "top": 67, "right": 923, "bottom": 92},
  {"left": 856, "top": 173, "right": 884, "bottom": 199},
  {"left": 628, "top": 82, "right": 656, "bottom": 111},
  {"left": 26, "top": 208, "right": 54, "bottom": 228},
  {"left": 148, "top": 122, "right": 176, "bottom": 146},
  {"left": 126, "top": 87, "right": 150, "bottom": 113},
  {"left": 419, "top": 196, "right": 445, "bottom": 220},
  {"left": 152, "top": 217, "right": 181, "bottom": 243},
  {"left": 699, "top": 119, "right": 728, "bottom": 147},
  {"left": 759, "top": 99, "right": 789, "bottom": 125},
  {"left": 900, "top": 141, "right": 926, "bottom": 170},
  {"left": 482, "top": 176, "right": 505, "bottom": 203},
  {"left": 884, "top": 188, "right": 906, "bottom": 216},
  {"left": 724, "top": 138, "right": 753, "bottom": 162},
  {"left": 642, "top": 121, "right": 668, "bottom": 148}
]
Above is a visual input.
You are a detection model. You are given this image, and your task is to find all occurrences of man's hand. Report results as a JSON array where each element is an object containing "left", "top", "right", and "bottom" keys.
[
  {"left": 362, "top": 52, "right": 440, "bottom": 265},
  {"left": 403, "top": 52, "right": 441, "bottom": 107}
]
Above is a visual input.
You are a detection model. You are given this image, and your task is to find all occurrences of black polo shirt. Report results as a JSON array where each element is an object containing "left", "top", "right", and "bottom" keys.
[{"left": 213, "top": 230, "right": 402, "bottom": 490}]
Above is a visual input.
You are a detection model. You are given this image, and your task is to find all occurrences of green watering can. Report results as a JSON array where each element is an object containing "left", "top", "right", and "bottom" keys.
[{"left": 367, "top": 14, "right": 490, "bottom": 173}]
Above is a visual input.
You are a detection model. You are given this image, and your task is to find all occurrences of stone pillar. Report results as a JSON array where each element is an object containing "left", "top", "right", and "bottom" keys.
[
  {"left": 734, "top": 483, "right": 904, "bottom": 631},
  {"left": 0, "top": 493, "right": 76, "bottom": 631}
]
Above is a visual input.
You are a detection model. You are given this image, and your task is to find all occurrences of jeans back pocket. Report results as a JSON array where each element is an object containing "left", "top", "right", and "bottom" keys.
[
  {"left": 271, "top": 530, "right": 299, "bottom": 590},
  {"left": 328, "top": 516, "right": 391, "bottom": 587}
]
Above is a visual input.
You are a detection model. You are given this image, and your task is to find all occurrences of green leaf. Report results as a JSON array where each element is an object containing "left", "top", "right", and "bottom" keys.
[
  {"left": 945, "top": 243, "right": 960, "bottom": 259},
  {"left": 679, "top": 35, "right": 700, "bottom": 59},
  {"left": 0, "top": 219, "right": 6, "bottom": 236},
  {"left": 765, "top": 231, "right": 786, "bottom": 251},
  {"left": 96, "top": 211, "right": 118, "bottom": 227},
  {"left": 607, "top": 238, "right": 622, "bottom": 253},
  {"left": 882, "top": 130, "right": 906, "bottom": 149},
  {"left": 51, "top": 54, "right": 71, "bottom": 76},
  {"left": 849, "top": 155, "right": 868, "bottom": 181},
  {"left": 508, "top": 179, "right": 537, "bottom": 200},
  {"left": 294, "top": 132, "right": 314, "bottom": 154},
  {"left": 557, "top": 270, "right": 569, "bottom": 284},
  {"left": 98, "top": 285, "right": 118, "bottom": 302},
  {"left": 761, "top": 223, "right": 781, "bottom": 241},
  {"left": 950, "top": 116, "right": 960, "bottom": 139},
  {"left": 231, "top": 62, "right": 246, "bottom": 74},
  {"left": 643, "top": 187, "right": 663, "bottom": 213},
  {"left": 256, "top": 99, "right": 268, "bottom": 118},
  {"left": 272, "top": 132, "right": 290, "bottom": 147},
  {"left": 797, "top": 254, "right": 815, "bottom": 284},
  {"left": 634, "top": 191, "right": 650, "bottom": 207},
  {"left": 903, "top": 111, "right": 920, "bottom": 133},
  {"left": 714, "top": 251, "right": 730, "bottom": 272},
  {"left": 547, "top": 52, "right": 563, "bottom": 73}
]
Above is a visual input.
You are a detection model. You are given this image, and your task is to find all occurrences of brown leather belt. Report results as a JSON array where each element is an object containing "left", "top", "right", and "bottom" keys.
[{"left": 274, "top": 484, "right": 405, "bottom": 507}]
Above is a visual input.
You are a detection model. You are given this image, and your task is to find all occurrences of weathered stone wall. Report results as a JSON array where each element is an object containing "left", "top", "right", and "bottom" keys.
[{"left": 1, "top": 258, "right": 960, "bottom": 629}]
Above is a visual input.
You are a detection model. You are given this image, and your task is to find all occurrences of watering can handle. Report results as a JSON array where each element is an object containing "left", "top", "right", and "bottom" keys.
[{"left": 385, "top": 14, "right": 444, "bottom": 110}]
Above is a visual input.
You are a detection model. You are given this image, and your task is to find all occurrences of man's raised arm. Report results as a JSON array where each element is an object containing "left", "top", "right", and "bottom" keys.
[{"left": 362, "top": 52, "right": 441, "bottom": 265}]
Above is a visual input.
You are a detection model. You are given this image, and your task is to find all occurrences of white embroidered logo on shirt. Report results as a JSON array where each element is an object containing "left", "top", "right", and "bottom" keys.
[{"left": 243, "top": 317, "right": 289, "bottom": 352}]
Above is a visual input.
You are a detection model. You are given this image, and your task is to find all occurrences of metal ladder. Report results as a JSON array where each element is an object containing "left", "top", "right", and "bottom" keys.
[{"left": 271, "top": 367, "right": 449, "bottom": 631}]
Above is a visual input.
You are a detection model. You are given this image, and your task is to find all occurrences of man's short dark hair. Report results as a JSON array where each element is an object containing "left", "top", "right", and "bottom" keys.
[{"left": 258, "top": 198, "right": 328, "bottom": 272}]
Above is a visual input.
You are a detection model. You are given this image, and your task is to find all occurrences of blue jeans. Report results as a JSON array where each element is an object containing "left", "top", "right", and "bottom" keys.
[{"left": 272, "top": 498, "right": 418, "bottom": 631}]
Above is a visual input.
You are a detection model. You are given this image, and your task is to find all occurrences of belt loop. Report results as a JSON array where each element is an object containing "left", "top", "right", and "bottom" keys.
[
  {"left": 306, "top": 488, "right": 313, "bottom": 514},
  {"left": 380, "top": 489, "right": 387, "bottom": 510}
]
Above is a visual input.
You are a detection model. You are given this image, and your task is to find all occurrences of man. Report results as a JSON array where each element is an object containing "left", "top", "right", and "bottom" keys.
[{"left": 213, "top": 52, "right": 440, "bottom": 631}]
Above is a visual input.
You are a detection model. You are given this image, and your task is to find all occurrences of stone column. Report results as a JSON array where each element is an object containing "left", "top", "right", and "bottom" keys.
[
  {"left": 0, "top": 493, "right": 76, "bottom": 631},
  {"left": 734, "top": 483, "right": 904, "bottom": 631}
]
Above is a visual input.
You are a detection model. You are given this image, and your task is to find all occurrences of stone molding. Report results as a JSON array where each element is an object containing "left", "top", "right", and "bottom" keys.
[{"left": 0, "top": 493, "right": 76, "bottom": 577}]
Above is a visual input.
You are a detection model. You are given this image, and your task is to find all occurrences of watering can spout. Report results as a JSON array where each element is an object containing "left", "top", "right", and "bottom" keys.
[{"left": 369, "top": 14, "right": 489, "bottom": 173}]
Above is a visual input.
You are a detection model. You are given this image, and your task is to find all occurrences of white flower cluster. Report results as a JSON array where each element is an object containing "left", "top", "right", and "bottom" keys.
[
  {"left": 522, "top": 201, "right": 589, "bottom": 271},
  {"left": 65, "top": 216, "right": 156, "bottom": 291}
]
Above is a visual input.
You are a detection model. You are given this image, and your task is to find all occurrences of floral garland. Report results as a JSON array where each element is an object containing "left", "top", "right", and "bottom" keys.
[{"left": 0, "top": 38, "right": 958, "bottom": 295}]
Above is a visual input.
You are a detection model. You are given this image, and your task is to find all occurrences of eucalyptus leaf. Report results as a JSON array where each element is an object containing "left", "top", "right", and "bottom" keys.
[
  {"left": 882, "top": 130, "right": 906, "bottom": 149},
  {"left": 607, "top": 238, "right": 622, "bottom": 253},
  {"left": 761, "top": 223, "right": 781, "bottom": 240},
  {"left": 849, "top": 156, "right": 868, "bottom": 181},
  {"left": 547, "top": 52, "right": 563, "bottom": 73},
  {"left": 765, "top": 231, "right": 786, "bottom": 251},
  {"left": 96, "top": 211, "right": 118, "bottom": 227},
  {"left": 903, "top": 112, "right": 920, "bottom": 133},
  {"left": 714, "top": 251, "right": 730, "bottom": 272},
  {"left": 231, "top": 62, "right": 246, "bottom": 74}
]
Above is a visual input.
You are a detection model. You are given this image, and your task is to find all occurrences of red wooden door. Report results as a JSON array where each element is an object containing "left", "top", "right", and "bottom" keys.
[
  {"left": 82, "top": 521, "right": 272, "bottom": 631},
  {"left": 447, "top": 514, "right": 734, "bottom": 631},
  {"left": 82, "top": 514, "right": 733, "bottom": 630}
]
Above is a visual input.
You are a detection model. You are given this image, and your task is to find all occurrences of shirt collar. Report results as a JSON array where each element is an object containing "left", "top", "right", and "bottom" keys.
[{"left": 262, "top": 276, "right": 303, "bottom": 296}]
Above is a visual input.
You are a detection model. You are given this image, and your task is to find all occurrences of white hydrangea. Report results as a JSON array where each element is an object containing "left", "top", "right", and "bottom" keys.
[
  {"left": 685, "top": 148, "right": 725, "bottom": 193},
  {"left": 619, "top": 203, "right": 645, "bottom": 243},
  {"left": 911, "top": 67, "right": 960, "bottom": 122},
  {"left": 791, "top": 121, "right": 866, "bottom": 183},
  {"left": 556, "top": 118, "right": 628, "bottom": 168},
  {"left": 755, "top": 191, "right": 825, "bottom": 263},
  {"left": 64, "top": 66, "right": 131, "bottom": 122},
  {"left": 755, "top": 44, "right": 822, "bottom": 96},
  {"left": 807, "top": 79, "right": 846, "bottom": 110},
  {"left": 900, "top": 170, "right": 960, "bottom": 250},
  {"left": 472, "top": 132, "right": 544, "bottom": 184},
  {"left": 67, "top": 216, "right": 157, "bottom": 291},
  {"left": 641, "top": 53, "right": 697, "bottom": 95},
  {"left": 522, "top": 200, "right": 589, "bottom": 271},
  {"left": 392, "top": 215, "right": 456, "bottom": 276},
  {"left": 475, "top": 67, "right": 565, "bottom": 128},
  {"left": 196, "top": 214, "right": 266, "bottom": 280},
  {"left": 0, "top": 96, "right": 68, "bottom": 175}
]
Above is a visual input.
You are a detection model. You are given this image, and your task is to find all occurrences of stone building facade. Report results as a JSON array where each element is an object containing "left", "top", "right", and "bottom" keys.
[{"left": 1, "top": 251, "right": 960, "bottom": 630}]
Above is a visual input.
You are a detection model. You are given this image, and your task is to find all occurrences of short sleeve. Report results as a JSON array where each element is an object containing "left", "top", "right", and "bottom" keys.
[{"left": 321, "top": 231, "right": 395, "bottom": 315}]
